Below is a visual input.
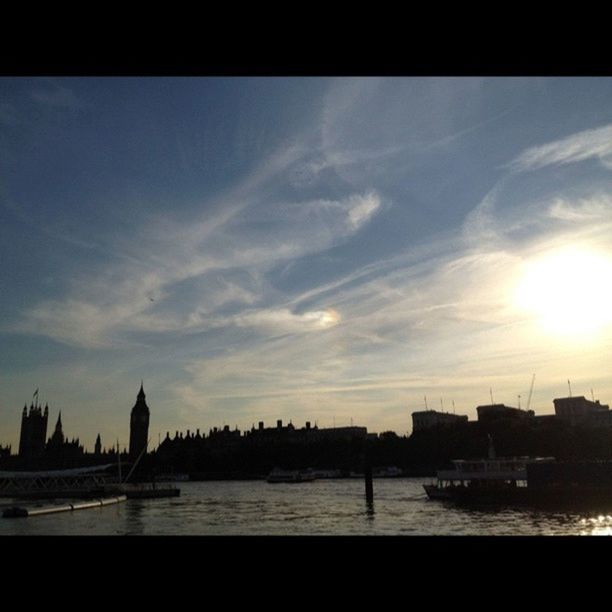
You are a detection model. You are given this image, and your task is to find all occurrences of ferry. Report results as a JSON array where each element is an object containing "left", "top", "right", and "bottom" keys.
[
  {"left": 374, "top": 466, "right": 403, "bottom": 477},
  {"left": 424, "top": 431, "right": 612, "bottom": 508},
  {"left": 266, "top": 468, "right": 316, "bottom": 483},
  {"left": 423, "top": 455, "right": 555, "bottom": 504}
]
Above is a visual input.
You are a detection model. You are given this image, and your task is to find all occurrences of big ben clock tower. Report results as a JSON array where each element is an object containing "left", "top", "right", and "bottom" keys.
[{"left": 129, "top": 381, "right": 150, "bottom": 459}]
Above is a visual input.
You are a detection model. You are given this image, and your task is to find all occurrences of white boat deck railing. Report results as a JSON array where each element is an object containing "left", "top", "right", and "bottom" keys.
[{"left": 437, "top": 469, "right": 527, "bottom": 481}]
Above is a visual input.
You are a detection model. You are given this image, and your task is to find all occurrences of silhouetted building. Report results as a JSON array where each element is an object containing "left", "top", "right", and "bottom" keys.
[
  {"left": 411, "top": 410, "right": 468, "bottom": 433},
  {"left": 94, "top": 434, "right": 102, "bottom": 456},
  {"left": 553, "top": 396, "right": 612, "bottom": 426},
  {"left": 19, "top": 400, "right": 48, "bottom": 459},
  {"left": 47, "top": 411, "right": 65, "bottom": 449},
  {"left": 129, "top": 382, "right": 150, "bottom": 459},
  {"left": 244, "top": 420, "right": 367, "bottom": 445},
  {"left": 46, "top": 411, "right": 84, "bottom": 463},
  {"left": 476, "top": 404, "right": 534, "bottom": 422},
  {"left": 0, "top": 444, "right": 11, "bottom": 459},
  {"left": 208, "top": 425, "right": 241, "bottom": 445},
  {"left": 304, "top": 425, "right": 368, "bottom": 442}
]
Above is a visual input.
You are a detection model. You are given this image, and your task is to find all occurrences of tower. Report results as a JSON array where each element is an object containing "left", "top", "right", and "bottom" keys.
[
  {"left": 48, "top": 411, "right": 65, "bottom": 449},
  {"left": 94, "top": 434, "right": 101, "bottom": 456},
  {"left": 18, "top": 398, "right": 48, "bottom": 458},
  {"left": 129, "top": 382, "right": 150, "bottom": 459}
]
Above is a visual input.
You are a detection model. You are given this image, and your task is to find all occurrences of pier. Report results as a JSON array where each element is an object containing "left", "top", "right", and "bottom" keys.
[{"left": 2, "top": 495, "right": 127, "bottom": 518}]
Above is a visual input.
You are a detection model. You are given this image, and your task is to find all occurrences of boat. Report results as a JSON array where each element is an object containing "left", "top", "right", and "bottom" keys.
[
  {"left": 423, "top": 455, "right": 555, "bottom": 504},
  {"left": 373, "top": 466, "right": 403, "bottom": 477},
  {"left": 156, "top": 473, "right": 190, "bottom": 482},
  {"left": 266, "top": 468, "right": 316, "bottom": 483},
  {"left": 312, "top": 469, "right": 343, "bottom": 479},
  {"left": 115, "top": 482, "right": 180, "bottom": 499},
  {"left": 424, "top": 431, "right": 612, "bottom": 508}
]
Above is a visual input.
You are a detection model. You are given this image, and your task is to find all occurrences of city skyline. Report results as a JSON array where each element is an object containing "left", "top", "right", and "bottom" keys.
[{"left": 2, "top": 77, "right": 612, "bottom": 450}]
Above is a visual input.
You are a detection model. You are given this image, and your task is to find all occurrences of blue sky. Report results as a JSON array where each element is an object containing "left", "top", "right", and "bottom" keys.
[{"left": 3, "top": 77, "right": 612, "bottom": 451}]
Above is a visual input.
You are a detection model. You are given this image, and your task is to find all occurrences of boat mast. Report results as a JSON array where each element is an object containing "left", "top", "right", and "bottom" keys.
[
  {"left": 526, "top": 374, "right": 536, "bottom": 411},
  {"left": 123, "top": 438, "right": 151, "bottom": 484}
]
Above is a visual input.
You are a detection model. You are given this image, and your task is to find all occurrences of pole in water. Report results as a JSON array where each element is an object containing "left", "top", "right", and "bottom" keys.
[
  {"left": 364, "top": 442, "right": 374, "bottom": 511},
  {"left": 365, "top": 465, "right": 373, "bottom": 501},
  {"left": 117, "top": 439, "right": 122, "bottom": 483}
]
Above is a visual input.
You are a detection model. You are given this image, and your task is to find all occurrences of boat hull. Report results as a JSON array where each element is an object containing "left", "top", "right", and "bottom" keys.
[
  {"left": 423, "top": 484, "right": 454, "bottom": 500},
  {"left": 124, "top": 487, "right": 180, "bottom": 498},
  {"left": 266, "top": 469, "right": 316, "bottom": 483},
  {"left": 267, "top": 476, "right": 316, "bottom": 483}
]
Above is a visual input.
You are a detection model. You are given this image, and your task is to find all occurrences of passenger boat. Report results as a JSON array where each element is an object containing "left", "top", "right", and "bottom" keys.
[
  {"left": 423, "top": 455, "right": 555, "bottom": 504},
  {"left": 423, "top": 425, "right": 612, "bottom": 509},
  {"left": 266, "top": 468, "right": 316, "bottom": 483}
]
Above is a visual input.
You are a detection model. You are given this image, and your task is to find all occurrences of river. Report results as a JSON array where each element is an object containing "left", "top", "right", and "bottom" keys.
[{"left": 1, "top": 477, "right": 611, "bottom": 535}]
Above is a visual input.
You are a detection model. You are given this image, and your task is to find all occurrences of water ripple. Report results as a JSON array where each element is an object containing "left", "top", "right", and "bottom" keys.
[{"left": 1, "top": 478, "right": 611, "bottom": 535}]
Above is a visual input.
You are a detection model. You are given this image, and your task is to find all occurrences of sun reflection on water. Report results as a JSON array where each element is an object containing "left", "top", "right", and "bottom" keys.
[{"left": 579, "top": 514, "right": 612, "bottom": 535}]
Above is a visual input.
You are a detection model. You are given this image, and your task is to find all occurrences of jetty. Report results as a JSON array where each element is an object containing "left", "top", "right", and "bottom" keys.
[
  {"left": 2, "top": 495, "right": 127, "bottom": 518},
  {"left": 0, "top": 463, "right": 180, "bottom": 501},
  {"left": 0, "top": 464, "right": 118, "bottom": 499}
]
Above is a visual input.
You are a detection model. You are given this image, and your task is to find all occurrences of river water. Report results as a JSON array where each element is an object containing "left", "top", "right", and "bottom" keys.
[{"left": 1, "top": 477, "right": 612, "bottom": 535}]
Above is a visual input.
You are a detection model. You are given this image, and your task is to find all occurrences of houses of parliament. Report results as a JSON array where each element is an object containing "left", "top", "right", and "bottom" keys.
[{"left": 2, "top": 383, "right": 150, "bottom": 470}]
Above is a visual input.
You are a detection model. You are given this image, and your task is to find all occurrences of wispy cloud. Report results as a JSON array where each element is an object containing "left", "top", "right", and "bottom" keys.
[
  {"left": 10, "top": 133, "right": 382, "bottom": 348},
  {"left": 548, "top": 194, "right": 612, "bottom": 222},
  {"left": 8, "top": 80, "right": 612, "bottom": 441},
  {"left": 173, "top": 197, "right": 612, "bottom": 429},
  {"left": 508, "top": 123, "right": 612, "bottom": 172}
]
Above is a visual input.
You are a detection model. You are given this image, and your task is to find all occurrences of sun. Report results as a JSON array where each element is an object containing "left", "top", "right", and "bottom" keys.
[{"left": 514, "top": 246, "right": 612, "bottom": 338}]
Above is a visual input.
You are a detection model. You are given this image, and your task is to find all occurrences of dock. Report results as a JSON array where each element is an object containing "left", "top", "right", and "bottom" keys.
[{"left": 2, "top": 495, "right": 127, "bottom": 518}]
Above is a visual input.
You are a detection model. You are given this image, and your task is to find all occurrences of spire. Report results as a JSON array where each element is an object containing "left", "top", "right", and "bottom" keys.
[
  {"left": 138, "top": 381, "right": 145, "bottom": 400},
  {"left": 55, "top": 411, "right": 63, "bottom": 433}
]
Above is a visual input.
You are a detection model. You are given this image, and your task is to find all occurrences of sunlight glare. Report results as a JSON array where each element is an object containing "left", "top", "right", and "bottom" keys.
[{"left": 514, "top": 247, "right": 612, "bottom": 338}]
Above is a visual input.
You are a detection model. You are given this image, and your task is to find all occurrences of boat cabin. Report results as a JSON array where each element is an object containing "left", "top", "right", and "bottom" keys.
[{"left": 435, "top": 457, "right": 555, "bottom": 488}]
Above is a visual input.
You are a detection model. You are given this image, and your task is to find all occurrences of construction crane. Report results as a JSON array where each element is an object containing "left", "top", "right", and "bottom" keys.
[{"left": 526, "top": 374, "right": 536, "bottom": 411}]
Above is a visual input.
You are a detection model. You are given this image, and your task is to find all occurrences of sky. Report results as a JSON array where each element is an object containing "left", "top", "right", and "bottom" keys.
[{"left": 2, "top": 76, "right": 612, "bottom": 452}]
